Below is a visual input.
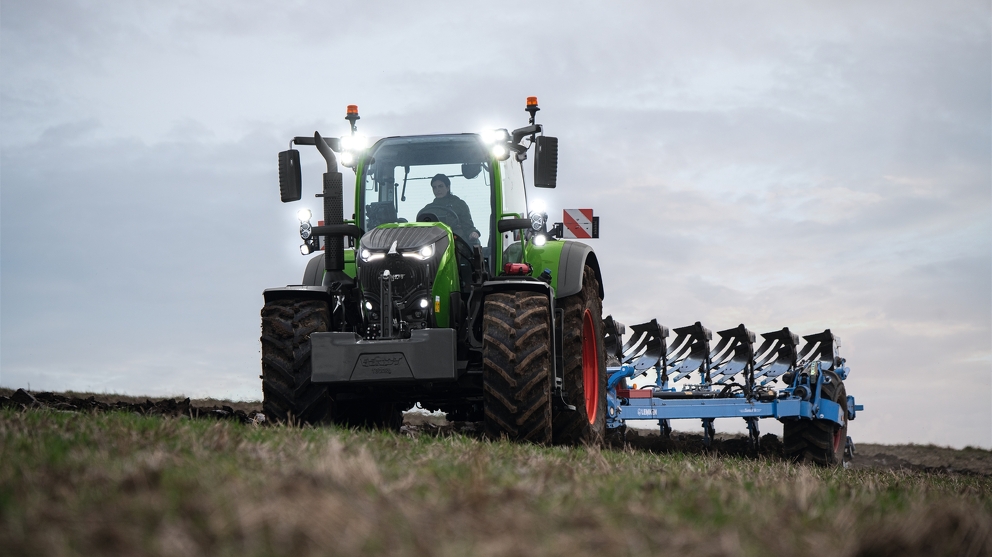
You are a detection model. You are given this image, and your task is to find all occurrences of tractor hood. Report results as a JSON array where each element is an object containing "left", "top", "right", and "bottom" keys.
[{"left": 360, "top": 224, "right": 449, "bottom": 252}]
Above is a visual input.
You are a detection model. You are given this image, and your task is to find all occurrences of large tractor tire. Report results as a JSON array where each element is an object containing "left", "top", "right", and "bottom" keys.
[
  {"left": 482, "top": 291, "right": 553, "bottom": 444},
  {"left": 260, "top": 299, "right": 332, "bottom": 425},
  {"left": 553, "top": 266, "right": 608, "bottom": 446},
  {"left": 783, "top": 370, "right": 849, "bottom": 466}
]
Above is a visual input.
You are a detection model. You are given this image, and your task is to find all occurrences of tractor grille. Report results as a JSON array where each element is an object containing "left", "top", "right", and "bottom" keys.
[
  {"left": 359, "top": 255, "right": 435, "bottom": 306},
  {"left": 358, "top": 226, "right": 450, "bottom": 335}
]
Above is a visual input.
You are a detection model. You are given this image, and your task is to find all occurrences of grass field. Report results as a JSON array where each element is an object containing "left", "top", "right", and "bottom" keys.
[{"left": 2, "top": 406, "right": 990, "bottom": 557}]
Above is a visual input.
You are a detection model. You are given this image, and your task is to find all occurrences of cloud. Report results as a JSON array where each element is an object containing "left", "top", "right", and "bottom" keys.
[{"left": 1, "top": 0, "right": 989, "bottom": 446}]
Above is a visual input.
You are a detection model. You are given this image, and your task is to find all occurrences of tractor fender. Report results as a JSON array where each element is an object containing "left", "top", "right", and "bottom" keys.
[
  {"left": 465, "top": 279, "right": 556, "bottom": 351},
  {"left": 480, "top": 278, "right": 556, "bottom": 301},
  {"left": 302, "top": 254, "right": 325, "bottom": 286},
  {"left": 555, "top": 241, "right": 604, "bottom": 300},
  {"left": 262, "top": 285, "right": 333, "bottom": 304}
]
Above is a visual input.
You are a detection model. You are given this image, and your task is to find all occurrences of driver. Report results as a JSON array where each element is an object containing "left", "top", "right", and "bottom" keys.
[{"left": 425, "top": 173, "right": 480, "bottom": 241}]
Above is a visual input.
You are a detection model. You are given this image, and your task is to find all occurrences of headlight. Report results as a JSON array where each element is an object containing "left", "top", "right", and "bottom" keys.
[
  {"left": 300, "top": 244, "right": 312, "bottom": 255},
  {"left": 532, "top": 234, "right": 547, "bottom": 247},
  {"left": 360, "top": 248, "right": 385, "bottom": 262},
  {"left": 401, "top": 243, "right": 436, "bottom": 260},
  {"left": 297, "top": 208, "right": 312, "bottom": 222},
  {"left": 340, "top": 151, "right": 356, "bottom": 167}
]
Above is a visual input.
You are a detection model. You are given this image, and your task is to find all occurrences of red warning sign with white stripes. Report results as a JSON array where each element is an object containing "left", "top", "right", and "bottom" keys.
[{"left": 562, "top": 209, "right": 599, "bottom": 239}]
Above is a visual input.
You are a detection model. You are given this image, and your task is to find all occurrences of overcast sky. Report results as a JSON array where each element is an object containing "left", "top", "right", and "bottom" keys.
[{"left": 2, "top": 1, "right": 989, "bottom": 448}]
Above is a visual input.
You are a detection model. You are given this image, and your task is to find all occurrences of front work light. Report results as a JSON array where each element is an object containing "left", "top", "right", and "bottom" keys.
[
  {"left": 491, "top": 144, "right": 510, "bottom": 160},
  {"left": 340, "top": 134, "right": 368, "bottom": 152},
  {"left": 481, "top": 128, "right": 510, "bottom": 144},
  {"left": 297, "top": 208, "right": 312, "bottom": 222},
  {"left": 532, "top": 234, "right": 547, "bottom": 247},
  {"left": 340, "top": 151, "right": 356, "bottom": 167},
  {"left": 419, "top": 298, "right": 429, "bottom": 309},
  {"left": 529, "top": 211, "right": 546, "bottom": 231},
  {"left": 300, "top": 244, "right": 312, "bottom": 255}
]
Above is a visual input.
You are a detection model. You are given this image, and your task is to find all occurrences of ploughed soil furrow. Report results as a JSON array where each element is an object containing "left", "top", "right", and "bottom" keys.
[{"left": 0, "top": 388, "right": 263, "bottom": 425}]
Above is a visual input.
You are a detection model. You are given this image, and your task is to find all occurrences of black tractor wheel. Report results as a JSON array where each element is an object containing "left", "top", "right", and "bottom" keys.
[
  {"left": 783, "top": 370, "right": 849, "bottom": 466},
  {"left": 482, "top": 291, "right": 553, "bottom": 444},
  {"left": 553, "top": 266, "right": 608, "bottom": 446},
  {"left": 260, "top": 299, "right": 332, "bottom": 425}
]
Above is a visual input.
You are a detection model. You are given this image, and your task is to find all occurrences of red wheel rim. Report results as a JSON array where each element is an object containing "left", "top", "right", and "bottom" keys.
[{"left": 581, "top": 309, "right": 599, "bottom": 423}]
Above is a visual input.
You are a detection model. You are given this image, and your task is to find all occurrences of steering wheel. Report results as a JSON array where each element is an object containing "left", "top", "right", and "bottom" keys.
[{"left": 417, "top": 204, "right": 462, "bottom": 230}]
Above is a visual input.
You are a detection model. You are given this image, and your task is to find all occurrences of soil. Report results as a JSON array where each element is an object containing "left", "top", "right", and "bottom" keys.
[
  {"left": 4, "top": 388, "right": 989, "bottom": 475},
  {"left": 403, "top": 409, "right": 992, "bottom": 476}
]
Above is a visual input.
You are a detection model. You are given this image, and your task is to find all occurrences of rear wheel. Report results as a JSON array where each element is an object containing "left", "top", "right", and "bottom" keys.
[
  {"left": 553, "top": 266, "right": 608, "bottom": 446},
  {"left": 482, "top": 291, "right": 553, "bottom": 444},
  {"left": 260, "top": 299, "right": 332, "bottom": 425},
  {"left": 783, "top": 370, "right": 848, "bottom": 466}
]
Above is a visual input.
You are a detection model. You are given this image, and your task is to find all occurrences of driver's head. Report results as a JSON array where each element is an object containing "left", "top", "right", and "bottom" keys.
[{"left": 431, "top": 174, "right": 450, "bottom": 198}]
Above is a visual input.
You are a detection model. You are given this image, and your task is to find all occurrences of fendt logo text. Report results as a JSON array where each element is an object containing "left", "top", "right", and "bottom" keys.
[{"left": 360, "top": 355, "right": 404, "bottom": 368}]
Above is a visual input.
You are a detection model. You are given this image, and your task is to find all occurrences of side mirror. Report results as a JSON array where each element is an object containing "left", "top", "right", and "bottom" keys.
[
  {"left": 278, "top": 149, "right": 302, "bottom": 202},
  {"left": 533, "top": 136, "right": 558, "bottom": 188}
]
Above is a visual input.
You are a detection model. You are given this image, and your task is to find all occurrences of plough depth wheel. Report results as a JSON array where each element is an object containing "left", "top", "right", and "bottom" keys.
[
  {"left": 553, "top": 266, "right": 608, "bottom": 446},
  {"left": 783, "top": 370, "right": 849, "bottom": 466}
]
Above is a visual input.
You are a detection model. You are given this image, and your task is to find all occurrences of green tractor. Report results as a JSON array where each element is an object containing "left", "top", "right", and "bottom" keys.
[{"left": 261, "top": 98, "right": 606, "bottom": 444}]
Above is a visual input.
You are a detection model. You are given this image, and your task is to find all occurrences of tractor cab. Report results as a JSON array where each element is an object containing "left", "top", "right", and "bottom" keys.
[
  {"left": 357, "top": 134, "right": 508, "bottom": 287},
  {"left": 355, "top": 133, "right": 535, "bottom": 286}
]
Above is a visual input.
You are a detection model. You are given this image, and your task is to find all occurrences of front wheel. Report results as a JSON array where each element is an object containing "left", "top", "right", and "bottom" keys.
[
  {"left": 260, "top": 299, "right": 332, "bottom": 425},
  {"left": 553, "top": 266, "right": 608, "bottom": 446},
  {"left": 482, "top": 291, "right": 553, "bottom": 444}
]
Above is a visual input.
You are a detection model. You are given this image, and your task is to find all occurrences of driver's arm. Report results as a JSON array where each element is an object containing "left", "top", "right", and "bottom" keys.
[{"left": 454, "top": 198, "right": 480, "bottom": 239}]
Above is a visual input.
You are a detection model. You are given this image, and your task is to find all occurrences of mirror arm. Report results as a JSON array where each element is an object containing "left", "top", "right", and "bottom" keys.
[
  {"left": 293, "top": 136, "right": 342, "bottom": 152},
  {"left": 511, "top": 124, "right": 542, "bottom": 146},
  {"left": 497, "top": 218, "right": 533, "bottom": 233},
  {"left": 311, "top": 223, "right": 364, "bottom": 239}
]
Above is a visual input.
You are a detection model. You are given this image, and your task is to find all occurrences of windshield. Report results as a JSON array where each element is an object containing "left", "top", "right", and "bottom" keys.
[{"left": 360, "top": 135, "right": 493, "bottom": 247}]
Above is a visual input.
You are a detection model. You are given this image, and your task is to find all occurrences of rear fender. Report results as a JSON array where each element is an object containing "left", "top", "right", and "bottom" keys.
[{"left": 555, "top": 241, "right": 604, "bottom": 300}]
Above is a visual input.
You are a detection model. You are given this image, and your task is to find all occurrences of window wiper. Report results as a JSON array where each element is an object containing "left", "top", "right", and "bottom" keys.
[{"left": 400, "top": 165, "right": 410, "bottom": 201}]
